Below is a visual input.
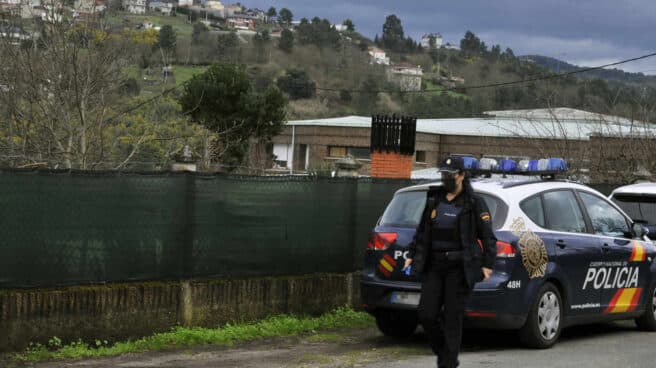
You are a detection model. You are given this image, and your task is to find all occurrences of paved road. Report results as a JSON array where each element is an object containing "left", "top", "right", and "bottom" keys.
[
  {"left": 10, "top": 320, "right": 656, "bottom": 368},
  {"left": 366, "top": 320, "right": 656, "bottom": 368}
]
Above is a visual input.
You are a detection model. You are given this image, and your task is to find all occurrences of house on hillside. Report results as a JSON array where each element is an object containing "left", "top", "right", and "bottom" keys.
[
  {"left": 244, "top": 8, "right": 266, "bottom": 22},
  {"left": 226, "top": 15, "right": 254, "bottom": 30},
  {"left": 177, "top": 0, "right": 192, "bottom": 6},
  {"left": 368, "top": 47, "right": 390, "bottom": 65},
  {"left": 224, "top": 3, "right": 242, "bottom": 17},
  {"left": 421, "top": 33, "right": 443, "bottom": 49},
  {"left": 123, "top": 0, "right": 145, "bottom": 14},
  {"left": 387, "top": 63, "right": 423, "bottom": 91},
  {"left": 149, "top": 1, "right": 174, "bottom": 15},
  {"left": 74, "top": 0, "right": 105, "bottom": 12}
]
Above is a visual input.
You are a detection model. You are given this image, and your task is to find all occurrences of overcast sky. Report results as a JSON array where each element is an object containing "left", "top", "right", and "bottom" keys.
[{"left": 245, "top": 0, "right": 656, "bottom": 74}]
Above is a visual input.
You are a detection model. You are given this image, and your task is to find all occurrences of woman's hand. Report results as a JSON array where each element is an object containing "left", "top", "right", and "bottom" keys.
[
  {"left": 481, "top": 267, "right": 493, "bottom": 281},
  {"left": 403, "top": 258, "right": 413, "bottom": 271}
]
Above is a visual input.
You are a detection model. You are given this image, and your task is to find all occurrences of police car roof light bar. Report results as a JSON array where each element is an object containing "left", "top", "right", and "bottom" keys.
[{"left": 454, "top": 156, "right": 568, "bottom": 180}]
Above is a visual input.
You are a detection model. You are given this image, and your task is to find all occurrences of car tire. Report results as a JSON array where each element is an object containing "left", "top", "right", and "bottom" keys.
[
  {"left": 635, "top": 285, "right": 656, "bottom": 331},
  {"left": 519, "top": 282, "right": 562, "bottom": 349},
  {"left": 375, "top": 309, "right": 418, "bottom": 338}
]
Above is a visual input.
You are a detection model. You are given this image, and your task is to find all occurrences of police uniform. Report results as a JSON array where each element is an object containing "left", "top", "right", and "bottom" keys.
[{"left": 408, "top": 157, "right": 497, "bottom": 368}]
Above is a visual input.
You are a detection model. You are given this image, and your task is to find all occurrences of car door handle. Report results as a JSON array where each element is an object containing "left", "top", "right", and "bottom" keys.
[
  {"left": 555, "top": 240, "right": 567, "bottom": 248},
  {"left": 602, "top": 243, "right": 611, "bottom": 253}
]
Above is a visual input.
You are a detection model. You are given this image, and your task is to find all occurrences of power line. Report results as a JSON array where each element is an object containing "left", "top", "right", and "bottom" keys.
[{"left": 313, "top": 51, "right": 656, "bottom": 95}]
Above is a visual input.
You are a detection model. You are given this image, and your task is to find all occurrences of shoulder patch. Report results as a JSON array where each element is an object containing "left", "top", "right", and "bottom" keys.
[{"left": 481, "top": 212, "right": 491, "bottom": 222}]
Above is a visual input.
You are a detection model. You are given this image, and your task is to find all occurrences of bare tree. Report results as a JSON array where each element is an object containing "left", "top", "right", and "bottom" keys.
[{"left": 0, "top": 1, "right": 136, "bottom": 169}]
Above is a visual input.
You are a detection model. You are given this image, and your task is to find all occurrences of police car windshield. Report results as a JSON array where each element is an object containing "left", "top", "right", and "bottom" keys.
[
  {"left": 612, "top": 194, "right": 656, "bottom": 224},
  {"left": 379, "top": 190, "right": 507, "bottom": 229}
]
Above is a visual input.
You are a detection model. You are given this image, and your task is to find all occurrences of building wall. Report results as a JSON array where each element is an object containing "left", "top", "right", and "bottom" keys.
[{"left": 269, "top": 125, "right": 601, "bottom": 176}]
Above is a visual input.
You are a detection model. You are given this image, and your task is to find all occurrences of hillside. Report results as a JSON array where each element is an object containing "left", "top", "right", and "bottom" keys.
[
  {"left": 519, "top": 54, "right": 656, "bottom": 88},
  {"left": 66, "top": 9, "right": 656, "bottom": 124}
]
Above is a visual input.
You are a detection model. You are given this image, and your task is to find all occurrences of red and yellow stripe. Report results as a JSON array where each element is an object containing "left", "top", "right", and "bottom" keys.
[
  {"left": 630, "top": 242, "right": 646, "bottom": 262},
  {"left": 604, "top": 288, "right": 642, "bottom": 314},
  {"left": 377, "top": 254, "right": 397, "bottom": 278}
]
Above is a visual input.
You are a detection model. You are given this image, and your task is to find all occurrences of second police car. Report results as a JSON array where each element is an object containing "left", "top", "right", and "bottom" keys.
[{"left": 361, "top": 157, "right": 656, "bottom": 348}]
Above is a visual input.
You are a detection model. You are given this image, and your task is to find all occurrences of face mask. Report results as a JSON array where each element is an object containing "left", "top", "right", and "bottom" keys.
[{"left": 443, "top": 176, "right": 457, "bottom": 193}]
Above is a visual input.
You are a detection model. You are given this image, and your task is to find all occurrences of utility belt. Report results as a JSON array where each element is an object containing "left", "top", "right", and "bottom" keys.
[{"left": 431, "top": 249, "right": 464, "bottom": 261}]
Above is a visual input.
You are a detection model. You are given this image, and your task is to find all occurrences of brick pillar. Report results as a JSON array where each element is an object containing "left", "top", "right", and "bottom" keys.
[
  {"left": 370, "top": 151, "right": 413, "bottom": 179},
  {"left": 369, "top": 115, "right": 416, "bottom": 179}
]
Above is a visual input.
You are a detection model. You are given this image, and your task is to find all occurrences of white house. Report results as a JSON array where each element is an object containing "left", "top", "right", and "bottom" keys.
[
  {"left": 149, "top": 1, "right": 174, "bottom": 15},
  {"left": 367, "top": 47, "right": 390, "bottom": 65},
  {"left": 123, "top": 0, "right": 145, "bottom": 14},
  {"left": 177, "top": 0, "right": 192, "bottom": 6},
  {"left": 387, "top": 63, "right": 423, "bottom": 92},
  {"left": 421, "top": 33, "right": 443, "bottom": 49}
]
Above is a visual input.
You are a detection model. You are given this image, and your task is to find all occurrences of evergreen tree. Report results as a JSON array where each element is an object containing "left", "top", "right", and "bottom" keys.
[{"left": 279, "top": 28, "right": 294, "bottom": 52}]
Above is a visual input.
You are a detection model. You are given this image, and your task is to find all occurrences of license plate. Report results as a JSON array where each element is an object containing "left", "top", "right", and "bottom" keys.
[{"left": 390, "top": 291, "right": 420, "bottom": 306}]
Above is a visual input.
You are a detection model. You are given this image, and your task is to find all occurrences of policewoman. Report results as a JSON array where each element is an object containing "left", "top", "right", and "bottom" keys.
[{"left": 403, "top": 156, "right": 497, "bottom": 368}]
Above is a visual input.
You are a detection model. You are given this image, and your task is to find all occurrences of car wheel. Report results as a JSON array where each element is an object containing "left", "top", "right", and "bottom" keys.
[
  {"left": 635, "top": 285, "right": 656, "bottom": 331},
  {"left": 375, "top": 309, "right": 418, "bottom": 338},
  {"left": 519, "top": 282, "right": 562, "bottom": 348}
]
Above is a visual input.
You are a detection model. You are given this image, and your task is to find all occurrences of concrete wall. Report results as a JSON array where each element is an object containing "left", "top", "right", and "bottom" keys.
[{"left": 0, "top": 273, "right": 360, "bottom": 352}]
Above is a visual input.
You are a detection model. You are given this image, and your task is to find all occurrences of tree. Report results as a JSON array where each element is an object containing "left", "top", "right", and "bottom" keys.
[
  {"left": 178, "top": 63, "right": 287, "bottom": 169},
  {"left": 277, "top": 69, "right": 316, "bottom": 100},
  {"left": 279, "top": 28, "right": 294, "bottom": 52},
  {"left": 157, "top": 25, "right": 176, "bottom": 52},
  {"left": 266, "top": 6, "right": 276, "bottom": 17},
  {"left": 343, "top": 19, "right": 355, "bottom": 32},
  {"left": 217, "top": 32, "right": 239, "bottom": 61},
  {"left": 279, "top": 8, "right": 293, "bottom": 25},
  {"left": 382, "top": 14, "right": 404, "bottom": 51},
  {"left": 0, "top": 20, "right": 139, "bottom": 169},
  {"left": 253, "top": 30, "right": 270, "bottom": 63},
  {"left": 192, "top": 22, "right": 208, "bottom": 45}
]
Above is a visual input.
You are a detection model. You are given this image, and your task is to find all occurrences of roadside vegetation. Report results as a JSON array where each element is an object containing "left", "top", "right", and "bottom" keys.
[{"left": 9, "top": 307, "right": 374, "bottom": 363}]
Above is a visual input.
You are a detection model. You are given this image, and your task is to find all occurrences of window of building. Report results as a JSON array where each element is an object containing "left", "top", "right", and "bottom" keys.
[
  {"left": 328, "top": 146, "right": 371, "bottom": 160},
  {"left": 416, "top": 150, "right": 426, "bottom": 163},
  {"left": 328, "top": 146, "right": 347, "bottom": 158}
]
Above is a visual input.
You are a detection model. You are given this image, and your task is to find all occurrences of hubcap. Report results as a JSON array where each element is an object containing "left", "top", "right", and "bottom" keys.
[
  {"left": 651, "top": 289, "right": 656, "bottom": 320},
  {"left": 537, "top": 291, "right": 560, "bottom": 341}
]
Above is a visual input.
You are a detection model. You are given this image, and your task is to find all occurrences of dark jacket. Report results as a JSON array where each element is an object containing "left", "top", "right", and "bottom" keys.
[{"left": 408, "top": 181, "right": 497, "bottom": 287}]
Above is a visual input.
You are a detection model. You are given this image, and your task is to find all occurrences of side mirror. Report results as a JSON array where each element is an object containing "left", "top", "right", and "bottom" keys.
[{"left": 632, "top": 222, "right": 647, "bottom": 239}]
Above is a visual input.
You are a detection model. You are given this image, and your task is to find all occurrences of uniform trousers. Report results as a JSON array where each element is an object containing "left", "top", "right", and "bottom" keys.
[{"left": 418, "top": 255, "right": 471, "bottom": 368}]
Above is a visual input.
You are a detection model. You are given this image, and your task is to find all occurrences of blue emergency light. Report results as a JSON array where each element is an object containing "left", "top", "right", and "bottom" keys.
[{"left": 447, "top": 156, "right": 568, "bottom": 178}]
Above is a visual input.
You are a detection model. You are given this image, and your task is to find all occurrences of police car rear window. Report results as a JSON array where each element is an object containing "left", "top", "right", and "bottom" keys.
[
  {"left": 379, "top": 190, "right": 507, "bottom": 230},
  {"left": 380, "top": 191, "right": 426, "bottom": 228}
]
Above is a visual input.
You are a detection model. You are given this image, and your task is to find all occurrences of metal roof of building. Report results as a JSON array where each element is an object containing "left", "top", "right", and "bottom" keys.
[{"left": 287, "top": 108, "right": 656, "bottom": 141}]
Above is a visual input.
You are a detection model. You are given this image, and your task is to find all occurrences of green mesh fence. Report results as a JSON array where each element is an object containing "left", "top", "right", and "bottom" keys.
[{"left": 0, "top": 170, "right": 411, "bottom": 288}]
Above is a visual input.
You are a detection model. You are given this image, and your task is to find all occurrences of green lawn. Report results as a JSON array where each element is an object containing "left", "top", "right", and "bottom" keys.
[
  {"left": 424, "top": 80, "right": 469, "bottom": 99},
  {"left": 106, "top": 11, "right": 193, "bottom": 36}
]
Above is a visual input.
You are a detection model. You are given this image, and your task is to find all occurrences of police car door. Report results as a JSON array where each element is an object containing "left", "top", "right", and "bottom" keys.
[
  {"left": 540, "top": 190, "right": 602, "bottom": 315},
  {"left": 577, "top": 191, "right": 649, "bottom": 315}
]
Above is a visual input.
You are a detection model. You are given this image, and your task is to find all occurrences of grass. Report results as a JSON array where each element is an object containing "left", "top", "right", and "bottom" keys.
[
  {"left": 11, "top": 306, "right": 374, "bottom": 363},
  {"left": 424, "top": 80, "right": 469, "bottom": 99},
  {"left": 105, "top": 12, "right": 194, "bottom": 36}
]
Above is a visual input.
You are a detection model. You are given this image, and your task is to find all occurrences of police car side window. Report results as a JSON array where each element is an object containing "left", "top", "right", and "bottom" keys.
[
  {"left": 519, "top": 195, "right": 545, "bottom": 227},
  {"left": 578, "top": 191, "right": 630, "bottom": 238},
  {"left": 542, "top": 190, "right": 587, "bottom": 233}
]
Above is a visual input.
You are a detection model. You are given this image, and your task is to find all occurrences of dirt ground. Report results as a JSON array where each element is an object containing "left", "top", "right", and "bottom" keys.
[{"left": 1, "top": 327, "right": 431, "bottom": 368}]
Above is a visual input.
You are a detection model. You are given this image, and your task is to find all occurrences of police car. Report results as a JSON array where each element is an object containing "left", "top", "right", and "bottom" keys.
[
  {"left": 610, "top": 182, "right": 656, "bottom": 240},
  {"left": 361, "top": 158, "right": 656, "bottom": 348}
]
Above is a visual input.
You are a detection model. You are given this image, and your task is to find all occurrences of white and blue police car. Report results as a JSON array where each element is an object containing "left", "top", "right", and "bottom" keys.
[{"left": 361, "top": 157, "right": 656, "bottom": 348}]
